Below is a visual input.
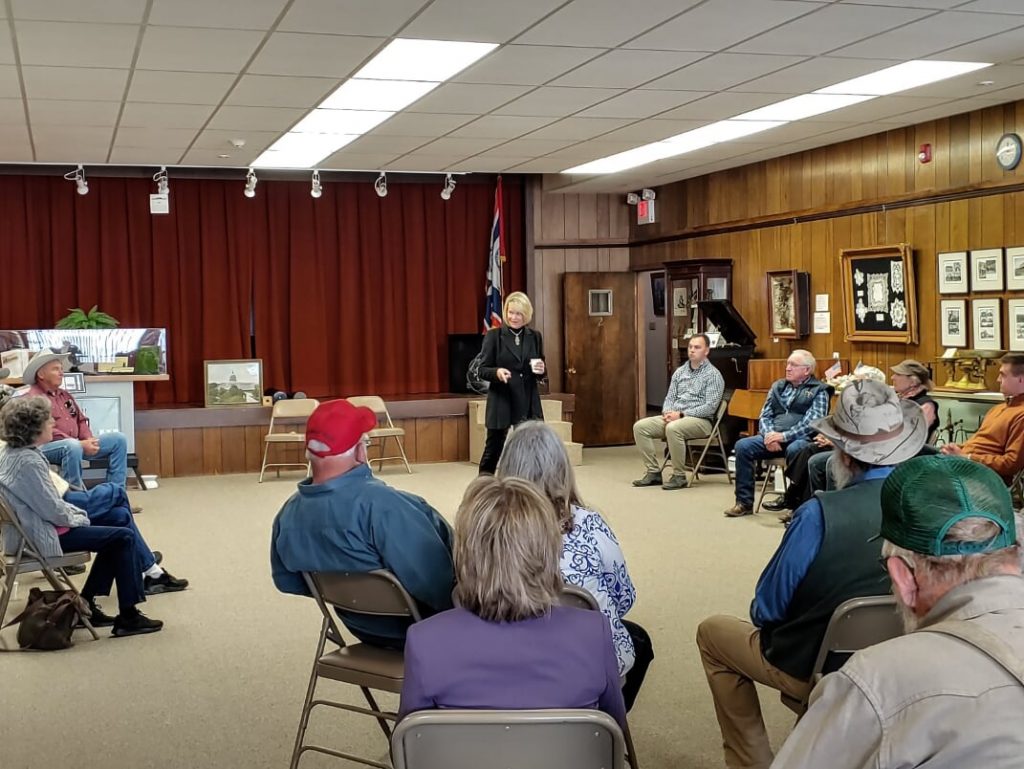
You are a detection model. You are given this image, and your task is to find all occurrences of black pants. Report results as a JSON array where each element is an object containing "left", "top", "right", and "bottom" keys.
[
  {"left": 783, "top": 443, "right": 831, "bottom": 507},
  {"left": 478, "top": 427, "right": 510, "bottom": 475},
  {"left": 58, "top": 525, "right": 145, "bottom": 613},
  {"left": 622, "top": 619, "right": 654, "bottom": 712}
]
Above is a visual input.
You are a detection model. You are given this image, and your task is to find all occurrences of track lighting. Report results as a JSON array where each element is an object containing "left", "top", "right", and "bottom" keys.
[
  {"left": 310, "top": 170, "right": 322, "bottom": 199},
  {"left": 64, "top": 165, "right": 88, "bottom": 195},
  {"left": 153, "top": 166, "right": 169, "bottom": 195},
  {"left": 440, "top": 173, "right": 456, "bottom": 200},
  {"left": 244, "top": 168, "right": 257, "bottom": 198},
  {"left": 374, "top": 171, "right": 388, "bottom": 198}
]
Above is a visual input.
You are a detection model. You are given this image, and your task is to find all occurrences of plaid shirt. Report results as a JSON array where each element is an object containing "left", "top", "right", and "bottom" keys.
[
  {"left": 662, "top": 359, "right": 725, "bottom": 421},
  {"left": 758, "top": 379, "right": 830, "bottom": 443}
]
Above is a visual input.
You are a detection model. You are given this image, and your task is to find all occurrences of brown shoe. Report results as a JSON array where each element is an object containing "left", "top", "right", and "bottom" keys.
[{"left": 723, "top": 503, "right": 753, "bottom": 518}]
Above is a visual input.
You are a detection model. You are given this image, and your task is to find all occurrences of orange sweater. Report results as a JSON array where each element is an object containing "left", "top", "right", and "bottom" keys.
[{"left": 963, "top": 394, "right": 1024, "bottom": 483}]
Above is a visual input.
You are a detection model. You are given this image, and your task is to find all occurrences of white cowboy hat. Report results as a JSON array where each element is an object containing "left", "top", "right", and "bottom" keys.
[{"left": 21, "top": 353, "right": 69, "bottom": 385}]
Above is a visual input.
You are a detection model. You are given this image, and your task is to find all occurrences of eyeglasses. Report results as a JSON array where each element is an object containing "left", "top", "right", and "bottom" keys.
[{"left": 878, "top": 554, "right": 916, "bottom": 575}]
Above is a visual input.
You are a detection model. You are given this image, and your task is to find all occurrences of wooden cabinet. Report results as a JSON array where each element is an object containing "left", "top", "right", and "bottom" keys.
[{"left": 664, "top": 258, "right": 733, "bottom": 371}]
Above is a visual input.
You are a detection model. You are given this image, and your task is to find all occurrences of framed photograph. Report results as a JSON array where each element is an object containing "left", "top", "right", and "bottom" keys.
[
  {"left": 204, "top": 359, "right": 263, "bottom": 407},
  {"left": 671, "top": 286, "right": 688, "bottom": 317},
  {"left": 840, "top": 243, "right": 918, "bottom": 344},
  {"left": 970, "top": 248, "right": 1004, "bottom": 292},
  {"left": 650, "top": 272, "right": 666, "bottom": 317},
  {"left": 766, "top": 269, "right": 810, "bottom": 338},
  {"left": 936, "top": 251, "right": 968, "bottom": 294},
  {"left": 1006, "top": 246, "right": 1024, "bottom": 291},
  {"left": 1008, "top": 299, "right": 1024, "bottom": 352},
  {"left": 940, "top": 299, "right": 967, "bottom": 348},
  {"left": 971, "top": 299, "right": 1002, "bottom": 351}
]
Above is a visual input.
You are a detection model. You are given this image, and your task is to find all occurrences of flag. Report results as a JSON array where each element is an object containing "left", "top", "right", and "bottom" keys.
[
  {"left": 482, "top": 177, "right": 505, "bottom": 334},
  {"left": 823, "top": 360, "right": 842, "bottom": 380}
]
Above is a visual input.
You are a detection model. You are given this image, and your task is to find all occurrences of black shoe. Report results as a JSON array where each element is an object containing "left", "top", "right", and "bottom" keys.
[
  {"left": 661, "top": 474, "right": 689, "bottom": 490},
  {"left": 78, "top": 601, "right": 116, "bottom": 628},
  {"left": 761, "top": 496, "right": 792, "bottom": 512},
  {"left": 112, "top": 610, "right": 163, "bottom": 637},
  {"left": 151, "top": 550, "right": 163, "bottom": 566},
  {"left": 632, "top": 472, "right": 663, "bottom": 487},
  {"left": 64, "top": 563, "right": 87, "bottom": 576},
  {"left": 144, "top": 571, "right": 189, "bottom": 595}
]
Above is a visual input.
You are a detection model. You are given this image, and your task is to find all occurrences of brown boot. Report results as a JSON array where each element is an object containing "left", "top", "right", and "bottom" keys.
[{"left": 723, "top": 503, "right": 753, "bottom": 518}]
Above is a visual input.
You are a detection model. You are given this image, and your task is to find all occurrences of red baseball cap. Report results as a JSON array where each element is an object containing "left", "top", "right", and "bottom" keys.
[{"left": 305, "top": 399, "right": 377, "bottom": 458}]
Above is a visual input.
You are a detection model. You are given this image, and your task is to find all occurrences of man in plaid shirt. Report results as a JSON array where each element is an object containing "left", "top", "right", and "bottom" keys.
[{"left": 724, "top": 350, "right": 830, "bottom": 517}]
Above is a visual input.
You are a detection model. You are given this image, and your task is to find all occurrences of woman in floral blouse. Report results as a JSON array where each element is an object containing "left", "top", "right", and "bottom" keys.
[{"left": 497, "top": 421, "right": 653, "bottom": 710}]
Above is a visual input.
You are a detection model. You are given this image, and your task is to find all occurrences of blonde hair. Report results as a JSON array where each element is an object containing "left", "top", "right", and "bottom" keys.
[
  {"left": 496, "top": 421, "right": 582, "bottom": 534},
  {"left": 453, "top": 475, "right": 563, "bottom": 622},
  {"left": 503, "top": 292, "right": 534, "bottom": 325}
]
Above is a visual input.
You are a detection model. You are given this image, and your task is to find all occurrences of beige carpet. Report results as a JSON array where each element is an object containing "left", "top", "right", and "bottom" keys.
[{"left": 0, "top": 448, "right": 799, "bottom": 769}]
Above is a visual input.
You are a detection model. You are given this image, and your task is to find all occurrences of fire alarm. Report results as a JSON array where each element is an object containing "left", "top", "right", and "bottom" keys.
[{"left": 918, "top": 143, "right": 932, "bottom": 163}]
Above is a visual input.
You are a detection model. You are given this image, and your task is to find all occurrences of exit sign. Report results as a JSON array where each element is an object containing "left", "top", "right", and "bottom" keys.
[{"left": 637, "top": 199, "right": 656, "bottom": 225}]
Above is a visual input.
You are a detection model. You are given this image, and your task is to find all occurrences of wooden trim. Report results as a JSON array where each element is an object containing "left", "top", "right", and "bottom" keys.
[{"left": 534, "top": 239, "right": 631, "bottom": 249}]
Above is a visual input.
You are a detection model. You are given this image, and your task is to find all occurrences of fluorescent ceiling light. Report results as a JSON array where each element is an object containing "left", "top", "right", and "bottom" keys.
[
  {"left": 666, "top": 119, "right": 784, "bottom": 148},
  {"left": 354, "top": 39, "right": 498, "bottom": 82},
  {"left": 734, "top": 93, "right": 873, "bottom": 122},
  {"left": 565, "top": 143, "right": 682, "bottom": 175},
  {"left": 291, "top": 109, "right": 395, "bottom": 135},
  {"left": 320, "top": 79, "right": 439, "bottom": 111},
  {"left": 818, "top": 60, "right": 991, "bottom": 96},
  {"left": 253, "top": 133, "right": 359, "bottom": 169}
]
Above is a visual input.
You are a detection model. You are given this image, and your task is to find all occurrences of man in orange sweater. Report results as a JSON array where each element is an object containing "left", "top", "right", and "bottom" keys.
[{"left": 941, "top": 353, "right": 1024, "bottom": 484}]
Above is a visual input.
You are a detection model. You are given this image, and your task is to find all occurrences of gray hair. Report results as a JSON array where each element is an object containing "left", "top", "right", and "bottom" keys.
[
  {"left": 495, "top": 420, "right": 582, "bottom": 534},
  {"left": 304, "top": 435, "right": 364, "bottom": 462},
  {"left": 0, "top": 396, "right": 51, "bottom": 449},
  {"left": 790, "top": 349, "right": 816, "bottom": 369}
]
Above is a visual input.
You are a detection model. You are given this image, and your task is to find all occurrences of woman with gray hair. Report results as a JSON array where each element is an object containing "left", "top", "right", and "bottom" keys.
[
  {"left": 496, "top": 421, "right": 652, "bottom": 711},
  {"left": 398, "top": 475, "right": 626, "bottom": 728},
  {"left": 0, "top": 397, "right": 163, "bottom": 637}
]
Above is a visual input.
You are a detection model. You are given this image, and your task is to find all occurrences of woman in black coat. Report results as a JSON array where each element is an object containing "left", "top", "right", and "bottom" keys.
[{"left": 478, "top": 292, "right": 545, "bottom": 474}]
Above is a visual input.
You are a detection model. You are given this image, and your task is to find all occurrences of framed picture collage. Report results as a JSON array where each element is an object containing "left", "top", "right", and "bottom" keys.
[{"left": 937, "top": 247, "right": 1024, "bottom": 352}]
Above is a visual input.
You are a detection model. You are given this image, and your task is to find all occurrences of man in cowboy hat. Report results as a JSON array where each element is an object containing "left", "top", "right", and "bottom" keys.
[
  {"left": 24, "top": 352, "right": 131, "bottom": 491},
  {"left": 696, "top": 379, "right": 927, "bottom": 769},
  {"left": 271, "top": 399, "right": 455, "bottom": 648}
]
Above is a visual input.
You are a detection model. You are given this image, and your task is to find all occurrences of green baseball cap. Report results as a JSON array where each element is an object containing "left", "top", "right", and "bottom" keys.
[{"left": 879, "top": 455, "right": 1016, "bottom": 556}]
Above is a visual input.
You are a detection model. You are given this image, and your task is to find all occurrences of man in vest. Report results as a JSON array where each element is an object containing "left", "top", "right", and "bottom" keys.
[
  {"left": 696, "top": 380, "right": 927, "bottom": 769},
  {"left": 724, "top": 350, "right": 830, "bottom": 517}
]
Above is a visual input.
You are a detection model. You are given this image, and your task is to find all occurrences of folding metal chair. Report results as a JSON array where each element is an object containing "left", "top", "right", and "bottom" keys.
[
  {"left": 392, "top": 709, "right": 626, "bottom": 769},
  {"left": 754, "top": 457, "right": 788, "bottom": 514},
  {"left": 347, "top": 397, "right": 412, "bottom": 474},
  {"left": 290, "top": 570, "right": 421, "bottom": 769},
  {"left": 259, "top": 398, "right": 320, "bottom": 483},
  {"left": 0, "top": 493, "right": 98, "bottom": 645},
  {"left": 658, "top": 394, "right": 733, "bottom": 487}
]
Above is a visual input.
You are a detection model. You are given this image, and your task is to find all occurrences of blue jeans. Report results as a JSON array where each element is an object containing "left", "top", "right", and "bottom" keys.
[
  {"left": 733, "top": 435, "right": 812, "bottom": 507},
  {"left": 40, "top": 432, "right": 128, "bottom": 488},
  {"left": 58, "top": 525, "right": 145, "bottom": 612},
  {"left": 65, "top": 484, "right": 156, "bottom": 571}
]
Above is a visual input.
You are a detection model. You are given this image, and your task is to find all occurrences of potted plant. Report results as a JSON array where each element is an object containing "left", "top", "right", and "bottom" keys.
[{"left": 55, "top": 306, "right": 120, "bottom": 329}]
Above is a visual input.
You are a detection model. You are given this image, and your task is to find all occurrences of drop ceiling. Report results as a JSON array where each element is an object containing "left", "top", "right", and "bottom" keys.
[{"left": 2, "top": 0, "right": 1024, "bottom": 192}]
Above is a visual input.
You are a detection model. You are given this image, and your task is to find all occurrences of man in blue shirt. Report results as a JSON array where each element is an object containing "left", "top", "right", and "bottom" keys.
[
  {"left": 271, "top": 399, "right": 454, "bottom": 648},
  {"left": 696, "top": 380, "right": 927, "bottom": 769}
]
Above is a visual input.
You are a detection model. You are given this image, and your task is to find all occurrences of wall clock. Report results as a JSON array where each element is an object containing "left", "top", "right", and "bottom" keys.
[{"left": 996, "top": 132, "right": 1022, "bottom": 171}]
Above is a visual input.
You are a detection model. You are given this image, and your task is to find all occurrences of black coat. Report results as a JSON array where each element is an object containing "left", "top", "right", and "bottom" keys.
[{"left": 479, "top": 326, "right": 545, "bottom": 429}]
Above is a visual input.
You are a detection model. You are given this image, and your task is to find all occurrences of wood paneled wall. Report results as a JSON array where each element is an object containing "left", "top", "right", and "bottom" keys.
[
  {"left": 528, "top": 181, "right": 631, "bottom": 392},
  {"left": 630, "top": 101, "right": 1024, "bottom": 380}
]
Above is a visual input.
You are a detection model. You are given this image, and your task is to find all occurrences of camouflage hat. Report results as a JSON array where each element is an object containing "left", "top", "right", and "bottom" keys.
[
  {"left": 812, "top": 379, "right": 926, "bottom": 465},
  {"left": 891, "top": 359, "right": 935, "bottom": 390},
  {"left": 879, "top": 455, "right": 1016, "bottom": 556}
]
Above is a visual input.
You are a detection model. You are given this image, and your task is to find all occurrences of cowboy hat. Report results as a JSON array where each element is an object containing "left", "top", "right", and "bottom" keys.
[{"left": 21, "top": 353, "right": 69, "bottom": 386}]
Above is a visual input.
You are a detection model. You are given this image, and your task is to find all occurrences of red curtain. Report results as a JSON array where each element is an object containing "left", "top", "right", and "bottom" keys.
[{"left": 0, "top": 174, "right": 523, "bottom": 404}]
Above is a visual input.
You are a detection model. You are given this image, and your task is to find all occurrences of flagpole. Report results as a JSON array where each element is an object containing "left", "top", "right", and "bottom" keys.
[{"left": 496, "top": 175, "right": 506, "bottom": 297}]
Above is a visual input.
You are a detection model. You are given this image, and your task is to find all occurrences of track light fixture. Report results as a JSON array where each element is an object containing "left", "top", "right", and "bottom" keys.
[
  {"left": 310, "top": 170, "right": 322, "bottom": 199},
  {"left": 374, "top": 171, "right": 388, "bottom": 198},
  {"left": 244, "top": 167, "right": 258, "bottom": 198},
  {"left": 440, "top": 172, "right": 456, "bottom": 200},
  {"left": 153, "top": 166, "right": 169, "bottom": 195},
  {"left": 64, "top": 164, "right": 88, "bottom": 195}
]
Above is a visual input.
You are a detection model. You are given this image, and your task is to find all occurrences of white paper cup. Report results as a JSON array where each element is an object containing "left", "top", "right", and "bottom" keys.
[{"left": 530, "top": 358, "right": 544, "bottom": 374}]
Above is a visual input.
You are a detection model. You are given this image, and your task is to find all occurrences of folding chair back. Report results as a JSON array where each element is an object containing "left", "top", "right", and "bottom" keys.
[
  {"left": 392, "top": 709, "right": 626, "bottom": 769},
  {"left": 347, "top": 396, "right": 412, "bottom": 473},
  {"left": 683, "top": 393, "right": 734, "bottom": 487},
  {"left": 559, "top": 584, "right": 600, "bottom": 611},
  {"left": 259, "top": 398, "right": 320, "bottom": 483}
]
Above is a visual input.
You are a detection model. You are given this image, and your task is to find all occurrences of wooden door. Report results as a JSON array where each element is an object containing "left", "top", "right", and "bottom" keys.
[{"left": 563, "top": 272, "right": 638, "bottom": 446}]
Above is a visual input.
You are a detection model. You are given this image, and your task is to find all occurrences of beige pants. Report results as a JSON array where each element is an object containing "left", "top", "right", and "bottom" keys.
[
  {"left": 633, "top": 414, "right": 712, "bottom": 476},
  {"left": 696, "top": 615, "right": 812, "bottom": 769}
]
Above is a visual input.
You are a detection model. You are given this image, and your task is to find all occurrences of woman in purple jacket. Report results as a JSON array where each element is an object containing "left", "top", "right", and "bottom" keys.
[{"left": 398, "top": 475, "right": 626, "bottom": 728}]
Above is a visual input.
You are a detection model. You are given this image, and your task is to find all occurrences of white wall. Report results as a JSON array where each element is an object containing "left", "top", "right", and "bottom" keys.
[{"left": 640, "top": 270, "right": 667, "bottom": 409}]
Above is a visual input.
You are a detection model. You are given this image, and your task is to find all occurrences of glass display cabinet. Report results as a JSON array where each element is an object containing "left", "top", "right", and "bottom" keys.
[{"left": 665, "top": 258, "right": 733, "bottom": 371}]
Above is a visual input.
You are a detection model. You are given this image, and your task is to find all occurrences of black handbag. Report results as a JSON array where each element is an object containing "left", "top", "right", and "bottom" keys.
[{"left": 5, "top": 587, "right": 90, "bottom": 650}]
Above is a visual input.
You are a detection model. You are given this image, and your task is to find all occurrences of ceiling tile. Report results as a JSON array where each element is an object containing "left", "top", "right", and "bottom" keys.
[
  {"left": 148, "top": 0, "right": 288, "bottom": 29},
  {"left": 137, "top": 26, "right": 264, "bottom": 73},
  {"left": 598, "top": 119, "right": 708, "bottom": 143},
  {"left": 22, "top": 66, "right": 129, "bottom": 100},
  {"left": 402, "top": 0, "right": 571, "bottom": 43},
  {"left": 936, "top": 28, "right": 1024, "bottom": 61},
  {"left": 454, "top": 45, "right": 606, "bottom": 86},
  {"left": 448, "top": 115, "right": 557, "bottom": 139},
  {"left": 341, "top": 135, "right": 433, "bottom": 154},
  {"left": 120, "top": 102, "right": 216, "bottom": 129},
  {"left": 733, "top": 5, "right": 933, "bottom": 56},
  {"left": 833, "top": 10, "right": 1024, "bottom": 59},
  {"left": 15, "top": 21, "right": 139, "bottom": 68},
  {"left": 506, "top": 158, "right": 566, "bottom": 172},
  {"left": 114, "top": 126, "right": 200, "bottom": 148},
  {"left": 0, "top": 65, "right": 20, "bottom": 98},
  {"left": 387, "top": 155, "right": 467, "bottom": 171},
  {"left": 0, "top": 28, "right": 12, "bottom": 64},
  {"left": 958, "top": 0, "right": 1024, "bottom": 11},
  {"left": 627, "top": 0, "right": 821, "bottom": 51},
  {"left": 493, "top": 87, "right": 624, "bottom": 117},
  {"left": 280, "top": 0, "right": 427, "bottom": 36},
  {"left": 414, "top": 136, "right": 506, "bottom": 155},
  {"left": 32, "top": 126, "right": 113, "bottom": 159},
  {"left": 226, "top": 74, "right": 337, "bottom": 108},
  {"left": 807, "top": 94, "right": 949, "bottom": 123},
  {"left": 646, "top": 52, "right": 807, "bottom": 91},
  {"left": 29, "top": 99, "right": 121, "bottom": 126},
  {"left": 12, "top": 0, "right": 145, "bottom": 23},
  {"left": 247, "top": 33, "right": 383, "bottom": 78},
  {"left": 0, "top": 122, "right": 29, "bottom": 142},
  {"left": 449, "top": 157, "right": 534, "bottom": 172},
  {"left": 190, "top": 129, "right": 281, "bottom": 152},
  {"left": 654, "top": 92, "right": 781, "bottom": 121},
  {"left": 838, "top": 0, "right": 970, "bottom": 8},
  {"left": 580, "top": 89, "right": 710, "bottom": 119},
  {"left": 485, "top": 137, "right": 575, "bottom": 155},
  {"left": 371, "top": 112, "right": 475, "bottom": 136},
  {"left": 0, "top": 144, "right": 33, "bottom": 162},
  {"left": 108, "top": 146, "right": 187, "bottom": 164},
  {"left": 181, "top": 148, "right": 260, "bottom": 166},
  {"left": 320, "top": 151, "right": 401, "bottom": 169},
  {"left": 732, "top": 57, "right": 898, "bottom": 95},
  {"left": 206, "top": 105, "right": 306, "bottom": 131},
  {"left": 517, "top": 0, "right": 703, "bottom": 47},
  {"left": 551, "top": 50, "right": 705, "bottom": 89},
  {"left": 0, "top": 98, "right": 24, "bottom": 124},
  {"left": 408, "top": 83, "right": 532, "bottom": 114},
  {"left": 904, "top": 64, "right": 1024, "bottom": 98},
  {"left": 524, "top": 117, "right": 634, "bottom": 141},
  {"left": 128, "top": 71, "right": 237, "bottom": 104}
]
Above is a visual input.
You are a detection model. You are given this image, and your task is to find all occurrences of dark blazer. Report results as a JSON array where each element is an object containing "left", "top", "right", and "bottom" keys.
[{"left": 479, "top": 326, "right": 544, "bottom": 429}]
